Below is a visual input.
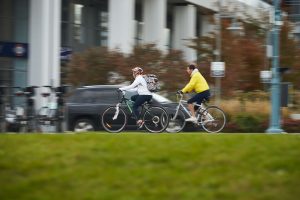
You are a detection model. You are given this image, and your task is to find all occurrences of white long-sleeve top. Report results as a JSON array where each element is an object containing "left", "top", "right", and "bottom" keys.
[{"left": 119, "top": 75, "right": 152, "bottom": 95}]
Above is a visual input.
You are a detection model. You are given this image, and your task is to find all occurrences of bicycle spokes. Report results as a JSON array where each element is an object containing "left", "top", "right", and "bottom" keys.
[
  {"left": 166, "top": 110, "right": 186, "bottom": 133},
  {"left": 102, "top": 106, "right": 127, "bottom": 133},
  {"left": 143, "top": 106, "right": 169, "bottom": 133},
  {"left": 200, "top": 106, "right": 226, "bottom": 133}
]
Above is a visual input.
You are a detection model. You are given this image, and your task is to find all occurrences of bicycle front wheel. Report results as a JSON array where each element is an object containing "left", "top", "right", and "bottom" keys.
[
  {"left": 143, "top": 106, "right": 169, "bottom": 133},
  {"left": 101, "top": 106, "right": 127, "bottom": 133},
  {"left": 166, "top": 109, "right": 186, "bottom": 133},
  {"left": 200, "top": 106, "right": 226, "bottom": 133}
]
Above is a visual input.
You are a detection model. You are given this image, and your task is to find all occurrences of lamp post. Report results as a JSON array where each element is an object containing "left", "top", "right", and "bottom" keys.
[
  {"left": 266, "top": 0, "right": 284, "bottom": 133},
  {"left": 213, "top": 0, "right": 222, "bottom": 106}
]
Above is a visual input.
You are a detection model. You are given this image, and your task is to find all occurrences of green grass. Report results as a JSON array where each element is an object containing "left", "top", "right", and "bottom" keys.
[{"left": 0, "top": 132, "right": 300, "bottom": 200}]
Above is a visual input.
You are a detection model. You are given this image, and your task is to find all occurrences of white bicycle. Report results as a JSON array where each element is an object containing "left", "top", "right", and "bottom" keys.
[{"left": 167, "top": 93, "right": 226, "bottom": 133}]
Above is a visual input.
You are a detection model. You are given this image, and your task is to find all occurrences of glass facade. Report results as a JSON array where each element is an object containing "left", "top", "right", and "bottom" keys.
[{"left": 0, "top": 0, "right": 29, "bottom": 106}]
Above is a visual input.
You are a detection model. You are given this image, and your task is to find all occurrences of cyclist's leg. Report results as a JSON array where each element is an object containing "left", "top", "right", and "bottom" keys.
[
  {"left": 194, "top": 90, "right": 210, "bottom": 121},
  {"left": 186, "top": 95, "right": 199, "bottom": 120},
  {"left": 187, "top": 90, "right": 210, "bottom": 121},
  {"left": 132, "top": 95, "right": 152, "bottom": 122},
  {"left": 130, "top": 94, "right": 139, "bottom": 120},
  {"left": 131, "top": 94, "right": 138, "bottom": 102},
  {"left": 194, "top": 90, "right": 210, "bottom": 106}
]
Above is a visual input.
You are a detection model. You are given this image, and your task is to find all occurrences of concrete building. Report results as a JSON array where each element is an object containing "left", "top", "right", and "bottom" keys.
[{"left": 0, "top": 0, "right": 271, "bottom": 108}]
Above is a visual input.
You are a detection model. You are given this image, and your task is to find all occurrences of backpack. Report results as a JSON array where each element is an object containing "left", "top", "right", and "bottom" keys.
[{"left": 143, "top": 74, "right": 160, "bottom": 92}]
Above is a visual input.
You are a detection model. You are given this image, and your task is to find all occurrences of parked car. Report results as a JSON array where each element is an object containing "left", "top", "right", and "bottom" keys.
[{"left": 65, "top": 85, "right": 196, "bottom": 132}]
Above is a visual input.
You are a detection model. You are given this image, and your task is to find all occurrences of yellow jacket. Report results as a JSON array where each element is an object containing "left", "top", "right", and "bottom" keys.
[{"left": 182, "top": 70, "right": 209, "bottom": 93}]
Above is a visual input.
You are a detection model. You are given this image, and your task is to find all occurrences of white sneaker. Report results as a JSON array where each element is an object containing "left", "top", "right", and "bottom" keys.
[{"left": 185, "top": 117, "right": 197, "bottom": 122}]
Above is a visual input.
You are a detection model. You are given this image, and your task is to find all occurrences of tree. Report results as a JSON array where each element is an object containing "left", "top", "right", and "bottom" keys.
[
  {"left": 279, "top": 20, "right": 300, "bottom": 87},
  {"left": 66, "top": 44, "right": 189, "bottom": 97},
  {"left": 66, "top": 47, "right": 125, "bottom": 86}
]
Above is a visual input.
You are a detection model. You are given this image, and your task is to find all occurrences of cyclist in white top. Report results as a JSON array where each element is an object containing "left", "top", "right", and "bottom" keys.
[{"left": 119, "top": 67, "right": 152, "bottom": 127}]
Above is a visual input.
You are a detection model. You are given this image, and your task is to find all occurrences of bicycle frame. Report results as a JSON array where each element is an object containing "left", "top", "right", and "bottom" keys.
[
  {"left": 113, "top": 90, "right": 155, "bottom": 120},
  {"left": 172, "top": 94, "right": 213, "bottom": 125},
  {"left": 113, "top": 92, "right": 135, "bottom": 117},
  {"left": 103, "top": 90, "right": 169, "bottom": 133}
]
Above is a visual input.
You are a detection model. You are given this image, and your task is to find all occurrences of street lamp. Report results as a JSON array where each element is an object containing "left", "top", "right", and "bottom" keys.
[
  {"left": 212, "top": 0, "right": 223, "bottom": 106},
  {"left": 266, "top": 0, "right": 284, "bottom": 133}
]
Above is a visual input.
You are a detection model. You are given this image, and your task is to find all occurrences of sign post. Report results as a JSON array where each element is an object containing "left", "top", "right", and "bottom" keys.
[
  {"left": 211, "top": 62, "right": 225, "bottom": 105},
  {"left": 266, "top": 0, "right": 284, "bottom": 133}
]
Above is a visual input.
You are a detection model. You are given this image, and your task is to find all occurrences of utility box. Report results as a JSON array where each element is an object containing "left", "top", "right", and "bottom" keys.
[{"left": 281, "top": 82, "right": 291, "bottom": 107}]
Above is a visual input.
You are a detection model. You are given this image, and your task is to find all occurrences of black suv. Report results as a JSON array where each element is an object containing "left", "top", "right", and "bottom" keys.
[{"left": 66, "top": 85, "right": 180, "bottom": 132}]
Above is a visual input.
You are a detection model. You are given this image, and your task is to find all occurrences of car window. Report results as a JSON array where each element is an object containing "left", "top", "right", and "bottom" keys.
[
  {"left": 68, "top": 88, "right": 119, "bottom": 104},
  {"left": 92, "top": 89, "right": 119, "bottom": 103},
  {"left": 67, "top": 90, "right": 88, "bottom": 103},
  {"left": 124, "top": 90, "right": 138, "bottom": 99},
  {"left": 68, "top": 88, "right": 172, "bottom": 104}
]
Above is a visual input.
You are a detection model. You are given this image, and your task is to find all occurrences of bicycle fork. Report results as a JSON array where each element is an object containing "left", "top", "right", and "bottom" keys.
[
  {"left": 170, "top": 105, "right": 181, "bottom": 121},
  {"left": 112, "top": 103, "right": 120, "bottom": 120}
]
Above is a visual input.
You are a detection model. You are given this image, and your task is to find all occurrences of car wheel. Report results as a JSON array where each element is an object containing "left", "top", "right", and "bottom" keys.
[{"left": 74, "top": 118, "right": 95, "bottom": 132}]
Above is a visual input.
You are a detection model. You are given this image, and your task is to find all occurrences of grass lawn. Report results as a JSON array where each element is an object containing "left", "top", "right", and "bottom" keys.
[{"left": 0, "top": 132, "right": 300, "bottom": 200}]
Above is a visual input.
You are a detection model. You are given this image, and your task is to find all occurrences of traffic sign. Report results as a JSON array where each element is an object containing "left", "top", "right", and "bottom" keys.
[{"left": 211, "top": 62, "right": 225, "bottom": 77}]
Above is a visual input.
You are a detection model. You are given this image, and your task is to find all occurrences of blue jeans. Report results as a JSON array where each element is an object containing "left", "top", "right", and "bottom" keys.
[{"left": 131, "top": 95, "right": 152, "bottom": 120}]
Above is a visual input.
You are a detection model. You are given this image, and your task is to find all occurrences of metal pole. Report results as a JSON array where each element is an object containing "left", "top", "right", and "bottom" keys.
[
  {"left": 215, "top": 0, "right": 222, "bottom": 105},
  {"left": 266, "top": 0, "right": 284, "bottom": 133}
]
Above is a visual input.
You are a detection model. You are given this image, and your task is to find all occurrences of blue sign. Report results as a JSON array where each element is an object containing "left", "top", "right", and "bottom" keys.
[
  {"left": 0, "top": 42, "right": 28, "bottom": 58},
  {"left": 0, "top": 41, "right": 72, "bottom": 60},
  {"left": 60, "top": 47, "right": 72, "bottom": 60}
]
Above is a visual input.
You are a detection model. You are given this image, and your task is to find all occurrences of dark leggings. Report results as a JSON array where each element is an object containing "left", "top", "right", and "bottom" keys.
[
  {"left": 131, "top": 95, "right": 152, "bottom": 120},
  {"left": 187, "top": 90, "right": 210, "bottom": 111}
]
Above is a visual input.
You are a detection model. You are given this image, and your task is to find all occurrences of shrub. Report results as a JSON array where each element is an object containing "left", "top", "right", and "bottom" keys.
[
  {"left": 282, "top": 119, "right": 300, "bottom": 133},
  {"left": 224, "top": 113, "right": 267, "bottom": 133}
]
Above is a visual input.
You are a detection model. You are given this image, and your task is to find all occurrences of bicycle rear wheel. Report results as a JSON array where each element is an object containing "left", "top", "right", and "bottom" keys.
[
  {"left": 143, "top": 106, "right": 169, "bottom": 133},
  {"left": 200, "top": 106, "right": 226, "bottom": 133},
  {"left": 101, "top": 106, "right": 127, "bottom": 133},
  {"left": 166, "top": 109, "right": 186, "bottom": 133}
]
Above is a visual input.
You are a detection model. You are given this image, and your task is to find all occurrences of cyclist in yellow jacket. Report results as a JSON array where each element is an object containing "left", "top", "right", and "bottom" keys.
[{"left": 177, "top": 64, "right": 210, "bottom": 122}]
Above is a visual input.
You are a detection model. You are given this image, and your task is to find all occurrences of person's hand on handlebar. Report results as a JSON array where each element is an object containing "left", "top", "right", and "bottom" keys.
[
  {"left": 118, "top": 88, "right": 126, "bottom": 95},
  {"left": 176, "top": 90, "right": 183, "bottom": 95}
]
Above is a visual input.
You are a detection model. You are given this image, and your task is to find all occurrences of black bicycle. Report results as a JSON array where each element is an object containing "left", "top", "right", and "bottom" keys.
[{"left": 101, "top": 90, "right": 169, "bottom": 133}]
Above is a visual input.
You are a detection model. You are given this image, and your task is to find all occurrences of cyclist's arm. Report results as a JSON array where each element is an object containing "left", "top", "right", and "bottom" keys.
[
  {"left": 119, "top": 76, "right": 142, "bottom": 91},
  {"left": 182, "top": 76, "right": 196, "bottom": 93}
]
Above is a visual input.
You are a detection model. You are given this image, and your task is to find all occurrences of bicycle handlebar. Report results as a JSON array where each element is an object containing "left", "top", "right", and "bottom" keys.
[
  {"left": 13, "top": 86, "right": 39, "bottom": 97},
  {"left": 117, "top": 89, "right": 132, "bottom": 104}
]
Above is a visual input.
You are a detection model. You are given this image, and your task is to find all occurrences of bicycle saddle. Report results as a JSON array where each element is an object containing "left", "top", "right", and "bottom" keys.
[
  {"left": 142, "top": 99, "right": 153, "bottom": 106},
  {"left": 202, "top": 97, "right": 210, "bottom": 103}
]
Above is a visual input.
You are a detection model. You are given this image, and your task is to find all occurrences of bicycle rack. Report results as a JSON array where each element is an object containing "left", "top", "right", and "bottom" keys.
[
  {"left": 0, "top": 85, "right": 7, "bottom": 133},
  {"left": 14, "top": 86, "right": 38, "bottom": 133},
  {"left": 37, "top": 85, "right": 69, "bottom": 133}
]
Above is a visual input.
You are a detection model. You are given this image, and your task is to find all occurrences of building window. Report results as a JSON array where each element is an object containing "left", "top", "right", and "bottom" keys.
[
  {"left": 74, "top": 4, "right": 83, "bottom": 43},
  {"left": 61, "top": 0, "right": 108, "bottom": 51}
]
